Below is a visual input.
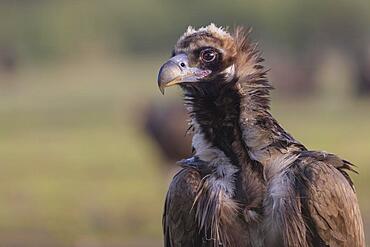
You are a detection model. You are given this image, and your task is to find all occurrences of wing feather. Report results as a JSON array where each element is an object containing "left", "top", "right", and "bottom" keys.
[
  {"left": 163, "top": 168, "right": 203, "bottom": 247},
  {"left": 304, "top": 155, "right": 365, "bottom": 246},
  {"left": 264, "top": 151, "right": 365, "bottom": 247}
]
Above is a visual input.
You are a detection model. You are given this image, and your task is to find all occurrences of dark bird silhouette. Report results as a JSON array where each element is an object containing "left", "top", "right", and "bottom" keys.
[
  {"left": 143, "top": 102, "right": 192, "bottom": 164},
  {"left": 157, "top": 24, "right": 365, "bottom": 247}
]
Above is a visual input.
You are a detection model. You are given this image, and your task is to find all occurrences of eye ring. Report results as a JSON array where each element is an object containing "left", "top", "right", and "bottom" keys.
[{"left": 200, "top": 49, "right": 217, "bottom": 63}]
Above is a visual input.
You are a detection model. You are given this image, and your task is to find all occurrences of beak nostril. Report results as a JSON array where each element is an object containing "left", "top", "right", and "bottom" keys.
[{"left": 180, "top": 62, "right": 186, "bottom": 68}]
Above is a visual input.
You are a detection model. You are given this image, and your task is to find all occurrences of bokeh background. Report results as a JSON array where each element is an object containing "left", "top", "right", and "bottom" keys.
[{"left": 0, "top": 1, "right": 370, "bottom": 246}]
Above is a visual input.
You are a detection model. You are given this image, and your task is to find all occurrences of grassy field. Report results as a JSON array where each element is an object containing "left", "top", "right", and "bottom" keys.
[{"left": 0, "top": 55, "right": 369, "bottom": 246}]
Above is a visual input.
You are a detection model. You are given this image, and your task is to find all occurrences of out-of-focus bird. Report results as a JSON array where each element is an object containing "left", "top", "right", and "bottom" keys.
[
  {"left": 143, "top": 102, "right": 192, "bottom": 164},
  {"left": 157, "top": 24, "right": 365, "bottom": 247}
]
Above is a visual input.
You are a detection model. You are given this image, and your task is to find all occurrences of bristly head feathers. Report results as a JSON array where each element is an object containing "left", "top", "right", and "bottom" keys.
[
  {"left": 180, "top": 23, "right": 232, "bottom": 41},
  {"left": 171, "top": 24, "right": 272, "bottom": 109}
]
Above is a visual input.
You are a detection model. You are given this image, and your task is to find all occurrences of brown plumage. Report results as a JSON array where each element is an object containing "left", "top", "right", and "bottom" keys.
[{"left": 158, "top": 24, "right": 365, "bottom": 247}]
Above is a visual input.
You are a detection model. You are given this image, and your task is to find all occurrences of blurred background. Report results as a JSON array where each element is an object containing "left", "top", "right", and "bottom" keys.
[{"left": 0, "top": 0, "right": 369, "bottom": 246}]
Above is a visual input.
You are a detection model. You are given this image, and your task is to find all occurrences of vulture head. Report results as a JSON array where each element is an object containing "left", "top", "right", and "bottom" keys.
[{"left": 158, "top": 23, "right": 268, "bottom": 102}]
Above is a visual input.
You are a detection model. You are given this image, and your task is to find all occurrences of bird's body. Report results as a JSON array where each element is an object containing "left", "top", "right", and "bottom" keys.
[{"left": 158, "top": 24, "right": 365, "bottom": 247}]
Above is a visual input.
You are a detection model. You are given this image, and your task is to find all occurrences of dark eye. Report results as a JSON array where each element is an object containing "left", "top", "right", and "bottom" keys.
[{"left": 200, "top": 49, "right": 217, "bottom": 63}]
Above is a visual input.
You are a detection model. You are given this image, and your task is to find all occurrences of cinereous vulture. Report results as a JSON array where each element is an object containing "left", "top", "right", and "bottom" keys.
[{"left": 157, "top": 24, "right": 365, "bottom": 247}]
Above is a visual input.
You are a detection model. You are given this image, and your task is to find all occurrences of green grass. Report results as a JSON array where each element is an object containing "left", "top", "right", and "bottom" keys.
[{"left": 0, "top": 55, "right": 369, "bottom": 246}]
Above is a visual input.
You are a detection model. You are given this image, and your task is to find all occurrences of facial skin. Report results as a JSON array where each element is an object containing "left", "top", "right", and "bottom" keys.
[
  {"left": 157, "top": 29, "right": 237, "bottom": 94},
  {"left": 157, "top": 52, "right": 213, "bottom": 94}
]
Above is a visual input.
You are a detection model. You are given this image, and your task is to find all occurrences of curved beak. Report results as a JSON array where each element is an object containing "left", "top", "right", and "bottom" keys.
[{"left": 157, "top": 54, "right": 211, "bottom": 94}]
